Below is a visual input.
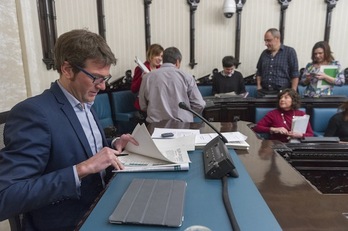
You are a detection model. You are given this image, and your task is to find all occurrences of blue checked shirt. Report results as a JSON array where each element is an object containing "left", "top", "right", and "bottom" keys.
[{"left": 256, "top": 44, "right": 299, "bottom": 90}]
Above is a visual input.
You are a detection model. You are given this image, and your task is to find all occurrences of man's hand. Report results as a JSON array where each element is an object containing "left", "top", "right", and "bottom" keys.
[
  {"left": 76, "top": 147, "right": 126, "bottom": 180},
  {"left": 113, "top": 134, "right": 139, "bottom": 153}
]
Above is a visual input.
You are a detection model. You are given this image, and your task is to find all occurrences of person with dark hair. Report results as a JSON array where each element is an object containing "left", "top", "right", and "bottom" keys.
[
  {"left": 212, "top": 55, "right": 246, "bottom": 95},
  {"left": 0, "top": 29, "right": 138, "bottom": 230},
  {"left": 253, "top": 88, "right": 313, "bottom": 142},
  {"left": 138, "top": 47, "right": 205, "bottom": 123},
  {"left": 256, "top": 28, "right": 299, "bottom": 97},
  {"left": 324, "top": 101, "right": 348, "bottom": 141},
  {"left": 300, "top": 41, "right": 345, "bottom": 97},
  {"left": 131, "top": 44, "right": 164, "bottom": 111}
]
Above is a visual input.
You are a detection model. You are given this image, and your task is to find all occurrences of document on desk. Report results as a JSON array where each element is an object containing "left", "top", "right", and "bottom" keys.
[
  {"left": 114, "top": 124, "right": 191, "bottom": 173},
  {"left": 195, "top": 132, "right": 250, "bottom": 150},
  {"left": 291, "top": 115, "right": 310, "bottom": 134},
  {"left": 151, "top": 128, "right": 200, "bottom": 139},
  {"left": 151, "top": 128, "right": 199, "bottom": 151}
]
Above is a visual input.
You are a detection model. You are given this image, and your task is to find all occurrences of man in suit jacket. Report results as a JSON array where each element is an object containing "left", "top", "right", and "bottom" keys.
[{"left": 0, "top": 29, "right": 138, "bottom": 231}]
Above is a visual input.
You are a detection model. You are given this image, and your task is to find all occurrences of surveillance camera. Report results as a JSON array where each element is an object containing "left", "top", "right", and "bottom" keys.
[{"left": 223, "top": 0, "right": 236, "bottom": 18}]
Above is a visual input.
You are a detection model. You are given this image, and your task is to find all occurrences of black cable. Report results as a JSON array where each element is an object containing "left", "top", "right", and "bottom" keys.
[{"left": 222, "top": 176, "right": 240, "bottom": 231}]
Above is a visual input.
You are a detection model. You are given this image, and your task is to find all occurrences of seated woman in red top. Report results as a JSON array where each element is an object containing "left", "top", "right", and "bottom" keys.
[
  {"left": 253, "top": 88, "right": 314, "bottom": 142},
  {"left": 131, "top": 44, "right": 164, "bottom": 111}
]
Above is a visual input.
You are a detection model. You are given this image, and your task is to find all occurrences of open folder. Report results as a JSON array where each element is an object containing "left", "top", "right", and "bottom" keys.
[{"left": 114, "top": 124, "right": 191, "bottom": 173}]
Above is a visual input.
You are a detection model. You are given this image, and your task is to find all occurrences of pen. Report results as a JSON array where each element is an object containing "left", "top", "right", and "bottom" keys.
[{"left": 115, "top": 153, "right": 128, "bottom": 157}]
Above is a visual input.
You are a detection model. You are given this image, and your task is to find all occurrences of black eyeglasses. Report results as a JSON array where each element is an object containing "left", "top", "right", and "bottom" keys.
[{"left": 75, "top": 65, "right": 112, "bottom": 84}]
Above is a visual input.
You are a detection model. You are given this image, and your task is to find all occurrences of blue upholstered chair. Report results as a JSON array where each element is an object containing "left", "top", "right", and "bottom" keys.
[
  {"left": 198, "top": 85, "right": 213, "bottom": 97},
  {"left": 254, "top": 107, "right": 306, "bottom": 139},
  {"left": 245, "top": 85, "right": 257, "bottom": 98},
  {"left": 110, "top": 90, "right": 137, "bottom": 122},
  {"left": 254, "top": 108, "right": 274, "bottom": 139},
  {"left": 255, "top": 108, "right": 274, "bottom": 123},
  {"left": 311, "top": 108, "right": 338, "bottom": 137},
  {"left": 297, "top": 85, "right": 306, "bottom": 98},
  {"left": 332, "top": 85, "right": 348, "bottom": 97},
  {"left": 92, "top": 93, "right": 114, "bottom": 129},
  {"left": 110, "top": 90, "right": 137, "bottom": 134}
]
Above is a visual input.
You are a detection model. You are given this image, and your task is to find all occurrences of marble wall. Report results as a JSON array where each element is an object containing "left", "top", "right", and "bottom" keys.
[{"left": 0, "top": 1, "right": 26, "bottom": 112}]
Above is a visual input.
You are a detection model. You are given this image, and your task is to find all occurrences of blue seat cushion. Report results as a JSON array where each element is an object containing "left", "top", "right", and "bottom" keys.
[
  {"left": 245, "top": 85, "right": 257, "bottom": 98},
  {"left": 332, "top": 85, "right": 348, "bottom": 97},
  {"left": 311, "top": 108, "right": 338, "bottom": 137},
  {"left": 111, "top": 90, "right": 137, "bottom": 122},
  {"left": 198, "top": 85, "right": 213, "bottom": 97},
  {"left": 92, "top": 93, "right": 114, "bottom": 128}
]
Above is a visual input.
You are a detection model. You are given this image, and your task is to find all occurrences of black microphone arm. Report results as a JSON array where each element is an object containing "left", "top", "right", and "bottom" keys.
[{"left": 178, "top": 102, "right": 228, "bottom": 143}]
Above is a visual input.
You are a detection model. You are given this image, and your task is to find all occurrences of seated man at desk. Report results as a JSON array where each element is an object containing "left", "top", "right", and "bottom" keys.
[
  {"left": 212, "top": 55, "right": 246, "bottom": 96},
  {"left": 0, "top": 29, "right": 138, "bottom": 231},
  {"left": 139, "top": 47, "right": 205, "bottom": 123},
  {"left": 253, "top": 89, "right": 313, "bottom": 142}
]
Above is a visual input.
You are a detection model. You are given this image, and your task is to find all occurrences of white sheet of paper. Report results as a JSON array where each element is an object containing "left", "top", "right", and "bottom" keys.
[
  {"left": 291, "top": 115, "right": 310, "bottom": 134},
  {"left": 153, "top": 135, "right": 195, "bottom": 152},
  {"left": 134, "top": 56, "right": 150, "bottom": 73},
  {"left": 124, "top": 124, "right": 190, "bottom": 164},
  {"left": 195, "top": 131, "right": 247, "bottom": 144},
  {"left": 151, "top": 128, "right": 200, "bottom": 139}
]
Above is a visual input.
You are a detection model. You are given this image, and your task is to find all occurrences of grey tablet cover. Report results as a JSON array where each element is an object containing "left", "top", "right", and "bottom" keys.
[{"left": 109, "top": 178, "right": 186, "bottom": 227}]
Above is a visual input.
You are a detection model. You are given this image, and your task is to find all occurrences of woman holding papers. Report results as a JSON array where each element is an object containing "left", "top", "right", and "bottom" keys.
[
  {"left": 253, "top": 89, "right": 313, "bottom": 142},
  {"left": 131, "top": 44, "right": 164, "bottom": 112},
  {"left": 300, "top": 41, "right": 345, "bottom": 97},
  {"left": 325, "top": 101, "right": 348, "bottom": 141}
]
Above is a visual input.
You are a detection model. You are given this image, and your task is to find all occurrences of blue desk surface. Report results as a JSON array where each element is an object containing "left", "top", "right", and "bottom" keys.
[{"left": 79, "top": 150, "right": 281, "bottom": 231}]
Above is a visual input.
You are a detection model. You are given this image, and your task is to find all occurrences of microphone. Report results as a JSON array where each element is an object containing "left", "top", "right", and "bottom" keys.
[
  {"left": 178, "top": 102, "right": 228, "bottom": 143},
  {"left": 178, "top": 101, "right": 238, "bottom": 179}
]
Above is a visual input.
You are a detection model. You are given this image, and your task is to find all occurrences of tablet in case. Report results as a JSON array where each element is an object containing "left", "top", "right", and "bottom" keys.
[{"left": 109, "top": 178, "right": 186, "bottom": 227}]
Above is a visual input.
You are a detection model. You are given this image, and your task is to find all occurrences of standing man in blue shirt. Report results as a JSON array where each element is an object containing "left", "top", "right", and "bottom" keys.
[{"left": 256, "top": 28, "right": 299, "bottom": 97}]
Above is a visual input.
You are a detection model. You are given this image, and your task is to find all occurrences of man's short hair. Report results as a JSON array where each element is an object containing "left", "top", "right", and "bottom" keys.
[
  {"left": 266, "top": 28, "right": 281, "bottom": 39},
  {"left": 163, "top": 47, "right": 182, "bottom": 64},
  {"left": 222, "top": 56, "right": 238, "bottom": 68},
  {"left": 54, "top": 29, "right": 117, "bottom": 74}
]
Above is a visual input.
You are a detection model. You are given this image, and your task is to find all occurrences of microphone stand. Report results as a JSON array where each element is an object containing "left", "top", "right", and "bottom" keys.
[{"left": 179, "top": 102, "right": 240, "bottom": 231}]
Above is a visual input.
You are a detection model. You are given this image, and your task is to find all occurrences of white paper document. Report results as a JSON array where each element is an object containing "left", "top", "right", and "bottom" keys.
[
  {"left": 195, "top": 132, "right": 250, "bottom": 150},
  {"left": 151, "top": 128, "right": 200, "bottom": 139},
  {"left": 195, "top": 132, "right": 247, "bottom": 144},
  {"left": 153, "top": 135, "right": 196, "bottom": 152},
  {"left": 114, "top": 124, "right": 191, "bottom": 173},
  {"left": 134, "top": 56, "right": 150, "bottom": 73},
  {"left": 291, "top": 115, "right": 310, "bottom": 134}
]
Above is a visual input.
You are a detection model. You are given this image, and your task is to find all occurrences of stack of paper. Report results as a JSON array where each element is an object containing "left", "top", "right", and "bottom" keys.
[
  {"left": 152, "top": 128, "right": 250, "bottom": 150},
  {"left": 194, "top": 132, "right": 250, "bottom": 150}
]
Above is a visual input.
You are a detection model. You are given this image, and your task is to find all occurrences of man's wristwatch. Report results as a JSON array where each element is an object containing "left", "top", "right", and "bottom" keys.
[{"left": 111, "top": 137, "right": 120, "bottom": 148}]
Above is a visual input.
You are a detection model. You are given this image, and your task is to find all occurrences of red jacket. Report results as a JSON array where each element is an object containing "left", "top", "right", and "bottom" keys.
[
  {"left": 131, "top": 61, "right": 160, "bottom": 110},
  {"left": 253, "top": 109, "right": 314, "bottom": 142}
]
